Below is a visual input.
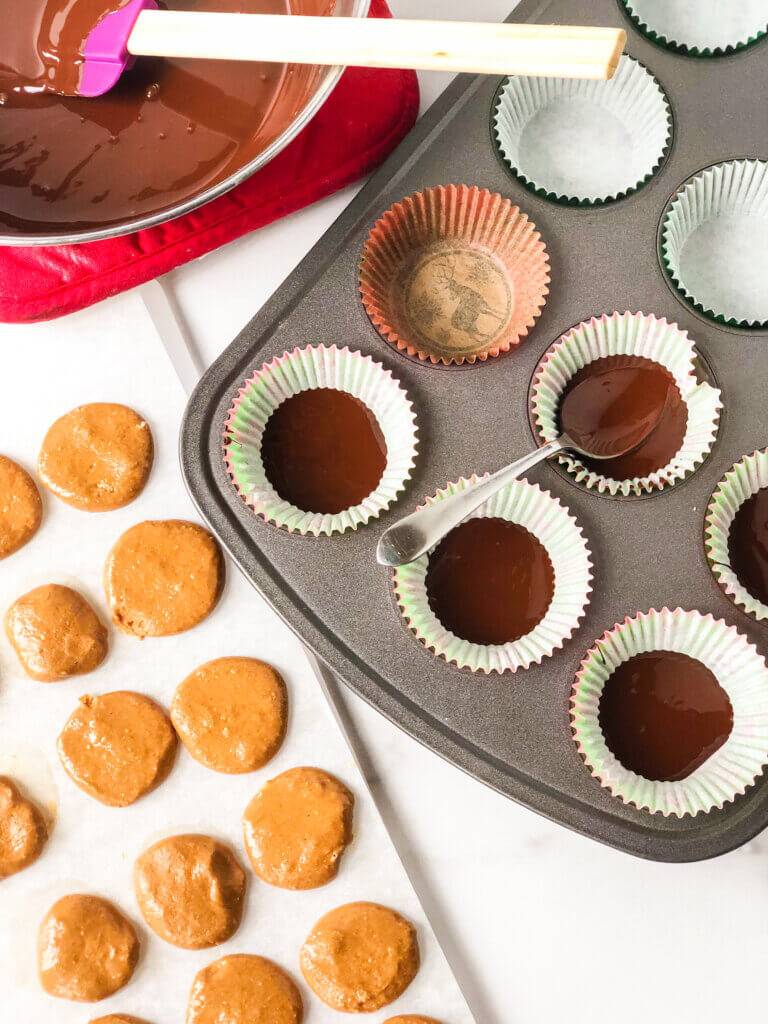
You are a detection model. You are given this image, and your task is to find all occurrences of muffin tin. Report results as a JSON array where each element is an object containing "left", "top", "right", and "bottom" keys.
[{"left": 181, "top": 0, "right": 768, "bottom": 861}]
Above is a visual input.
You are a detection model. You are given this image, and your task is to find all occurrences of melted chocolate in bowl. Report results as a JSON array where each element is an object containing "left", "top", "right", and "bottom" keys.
[
  {"left": 728, "top": 487, "right": 768, "bottom": 606},
  {"left": 425, "top": 517, "right": 555, "bottom": 646},
  {"left": 598, "top": 651, "right": 733, "bottom": 783},
  {"left": 260, "top": 388, "right": 387, "bottom": 514},
  {"left": 557, "top": 355, "right": 687, "bottom": 479},
  {"left": 0, "top": 0, "right": 333, "bottom": 236}
]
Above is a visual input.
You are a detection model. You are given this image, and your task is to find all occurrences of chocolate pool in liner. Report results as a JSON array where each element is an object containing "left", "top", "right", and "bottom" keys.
[
  {"left": 706, "top": 448, "right": 768, "bottom": 622},
  {"left": 530, "top": 311, "right": 722, "bottom": 497},
  {"left": 661, "top": 159, "right": 768, "bottom": 329},
  {"left": 571, "top": 608, "right": 768, "bottom": 817},
  {"left": 492, "top": 56, "right": 672, "bottom": 206},
  {"left": 359, "top": 185, "right": 550, "bottom": 366},
  {"left": 224, "top": 345, "right": 418, "bottom": 536},
  {"left": 393, "top": 476, "right": 592, "bottom": 674},
  {"left": 621, "top": 0, "right": 768, "bottom": 57}
]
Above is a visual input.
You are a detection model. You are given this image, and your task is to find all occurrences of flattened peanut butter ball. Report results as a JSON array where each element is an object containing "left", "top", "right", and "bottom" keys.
[
  {"left": 38, "top": 894, "right": 139, "bottom": 1002},
  {"left": 5, "top": 584, "right": 108, "bottom": 681},
  {"left": 0, "top": 776, "right": 48, "bottom": 878},
  {"left": 187, "top": 954, "right": 302, "bottom": 1024},
  {"left": 38, "top": 403, "right": 153, "bottom": 512},
  {"left": 90, "top": 1016, "right": 152, "bottom": 1024},
  {"left": 134, "top": 834, "right": 246, "bottom": 949},
  {"left": 300, "top": 902, "right": 419, "bottom": 1013},
  {"left": 385, "top": 1017, "right": 444, "bottom": 1024},
  {"left": 172, "top": 657, "right": 287, "bottom": 774},
  {"left": 242, "top": 767, "right": 353, "bottom": 890},
  {"left": 104, "top": 520, "right": 224, "bottom": 637},
  {"left": 58, "top": 691, "right": 177, "bottom": 807},
  {"left": 0, "top": 456, "right": 42, "bottom": 558}
]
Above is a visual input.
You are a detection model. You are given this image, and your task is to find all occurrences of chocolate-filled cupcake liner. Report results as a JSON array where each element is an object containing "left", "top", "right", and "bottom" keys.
[
  {"left": 705, "top": 449, "right": 768, "bottom": 621},
  {"left": 661, "top": 159, "right": 768, "bottom": 329},
  {"left": 359, "top": 185, "right": 550, "bottom": 365},
  {"left": 493, "top": 56, "right": 672, "bottom": 205},
  {"left": 571, "top": 608, "right": 768, "bottom": 817},
  {"left": 224, "top": 345, "right": 418, "bottom": 536},
  {"left": 531, "top": 311, "right": 722, "bottom": 496},
  {"left": 621, "top": 0, "right": 768, "bottom": 57},
  {"left": 393, "top": 476, "right": 592, "bottom": 674}
]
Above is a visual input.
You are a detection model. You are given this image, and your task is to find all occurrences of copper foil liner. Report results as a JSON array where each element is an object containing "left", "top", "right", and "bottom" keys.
[{"left": 359, "top": 185, "right": 550, "bottom": 366}]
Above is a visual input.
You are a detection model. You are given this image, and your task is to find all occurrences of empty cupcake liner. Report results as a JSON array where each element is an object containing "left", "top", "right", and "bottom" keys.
[
  {"left": 706, "top": 448, "right": 768, "bottom": 621},
  {"left": 359, "top": 185, "right": 550, "bottom": 365},
  {"left": 224, "top": 345, "right": 418, "bottom": 536},
  {"left": 493, "top": 55, "right": 672, "bottom": 205},
  {"left": 621, "top": 0, "right": 768, "bottom": 57},
  {"left": 393, "top": 475, "right": 592, "bottom": 674},
  {"left": 661, "top": 159, "right": 768, "bottom": 329},
  {"left": 530, "top": 311, "right": 722, "bottom": 497},
  {"left": 571, "top": 608, "right": 768, "bottom": 817}
]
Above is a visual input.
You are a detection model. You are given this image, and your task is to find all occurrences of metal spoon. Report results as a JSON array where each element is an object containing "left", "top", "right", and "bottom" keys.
[{"left": 376, "top": 373, "right": 672, "bottom": 567}]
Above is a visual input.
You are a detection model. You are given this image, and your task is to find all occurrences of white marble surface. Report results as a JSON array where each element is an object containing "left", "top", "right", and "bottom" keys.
[{"left": 5, "top": 3, "right": 768, "bottom": 1021}]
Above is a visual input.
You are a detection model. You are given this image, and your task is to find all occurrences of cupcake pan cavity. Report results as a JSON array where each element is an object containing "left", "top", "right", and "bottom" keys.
[
  {"left": 182, "top": 0, "right": 768, "bottom": 862},
  {"left": 661, "top": 159, "right": 768, "bottom": 329},
  {"left": 621, "top": 0, "right": 768, "bottom": 57},
  {"left": 493, "top": 55, "right": 672, "bottom": 205}
]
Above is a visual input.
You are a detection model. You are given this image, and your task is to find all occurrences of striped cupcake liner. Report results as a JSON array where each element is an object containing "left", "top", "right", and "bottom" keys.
[
  {"left": 224, "top": 345, "right": 418, "bottom": 536},
  {"left": 571, "top": 608, "right": 768, "bottom": 817}
]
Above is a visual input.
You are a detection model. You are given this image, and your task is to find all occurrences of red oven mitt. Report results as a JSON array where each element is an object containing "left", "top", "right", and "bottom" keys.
[{"left": 0, "top": 0, "right": 418, "bottom": 324}]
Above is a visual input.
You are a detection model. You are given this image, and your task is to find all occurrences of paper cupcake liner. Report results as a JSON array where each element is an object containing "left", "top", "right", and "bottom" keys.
[
  {"left": 530, "top": 311, "right": 722, "bottom": 497},
  {"left": 393, "top": 475, "right": 592, "bottom": 674},
  {"left": 359, "top": 185, "right": 550, "bottom": 366},
  {"left": 661, "top": 159, "right": 768, "bottom": 329},
  {"left": 224, "top": 345, "right": 418, "bottom": 536},
  {"left": 492, "top": 56, "right": 672, "bottom": 206},
  {"left": 571, "top": 608, "right": 768, "bottom": 817},
  {"left": 621, "top": 0, "right": 768, "bottom": 57},
  {"left": 705, "top": 448, "right": 768, "bottom": 621}
]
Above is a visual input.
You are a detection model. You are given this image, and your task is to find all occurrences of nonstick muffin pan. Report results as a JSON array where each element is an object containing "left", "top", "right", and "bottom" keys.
[{"left": 181, "top": 0, "right": 768, "bottom": 862}]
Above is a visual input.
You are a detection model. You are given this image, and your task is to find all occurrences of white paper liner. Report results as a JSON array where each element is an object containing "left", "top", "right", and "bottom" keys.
[
  {"left": 621, "top": 0, "right": 768, "bottom": 56},
  {"left": 661, "top": 159, "right": 768, "bottom": 328},
  {"left": 224, "top": 345, "right": 418, "bottom": 536},
  {"left": 493, "top": 56, "right": 671, "bottom": 205},
  {"left": 530, "top": 311, "right": 722, "bottom": 496},
  {"left": 706, "top": 448, "right": 768, "bottom": 621},
  {"left": 393, "top": 475, "right": 592, "bottom": 674},
  {"left": 572, "top": 608, "right": 768, "bottom": 816}
]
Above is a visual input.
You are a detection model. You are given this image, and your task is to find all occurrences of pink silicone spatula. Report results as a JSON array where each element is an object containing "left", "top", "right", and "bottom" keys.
[{"left": 78, "top": 0, "right": 625, "bottom": 98}]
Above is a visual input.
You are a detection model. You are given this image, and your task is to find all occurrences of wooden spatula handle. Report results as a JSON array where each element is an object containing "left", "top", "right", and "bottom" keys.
[{"left": 128, "top": 14, "right": 626, "bottom": 79}]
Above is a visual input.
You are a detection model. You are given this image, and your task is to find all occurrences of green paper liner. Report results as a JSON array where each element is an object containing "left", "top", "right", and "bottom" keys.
[
  {"left": 492, "top": 56, "right": 671, "bottom": 206},
  {"left": 706, "top": 448, "right": 768, "bottom": 621},
  {"left": 571, "top": 608, "right": 768, "bottom": 817},
  {"left": 530, "top": 311, "right": 722, "bottom": 497},
  {"left": 621, "top": 0, "right": 768, "bottom": 57},
  {"left": 393, "top": 475, "right": 592, "bottom": 674},
  {"left": 661, "top": 159, "right": 768, "bottom": 329},
  {"left": 358, "top": 185, "right": 550, "bottom": 366},
  {"left": 224, "top": 344, "right": 418, "bottom": 536}
]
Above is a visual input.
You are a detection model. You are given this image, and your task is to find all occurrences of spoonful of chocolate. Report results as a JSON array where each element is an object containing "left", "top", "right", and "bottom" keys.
[
  {"left": 14, "top": 0, "right": 625, "bottom": 100},
  {"left": 376, "top": 364, "right": 677, "bottom": 567}
]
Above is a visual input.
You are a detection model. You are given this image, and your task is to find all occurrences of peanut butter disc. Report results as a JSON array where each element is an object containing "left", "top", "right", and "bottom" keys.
[
  {"left": 58, "top": 691, "right": 177, "bottom": 807},
  {"left": 385, "top": 1017, "right": 444, "bottom": 1024},
  {"left": 242, "top": 767, "right": 353, "bottom": 890},
  {"left": 104, "top": 520, "right": 224, "bottom": 637},
  {"left": 300, "top": 902, "right": 419, "bottom": 1012},
  {"left": 134, "top": 833, "right": 246, "bottom": 949},
  {"left": 0, "top": 775, "right": 48, "bottom": 878},
  {"left": 90, "top": 1016, "right": 152, "bottom": 1024},
  {"left": 38, "top": 403, "right": 153, "bottom": 512},
  {"left": 38, "top": 894, "right": 139, "bottom": 1002},
  {"left": 187, "top": 954, "right": 302, "bottom": 1024},
  {"left": 0, "top": 455, "right": 42, "bottom": 558},
  {"left": 5, "top": 583, "right": 108, "bottom": 681},
  {"left": 171, "top": 657, "right": 287, "bottom": 774}
]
